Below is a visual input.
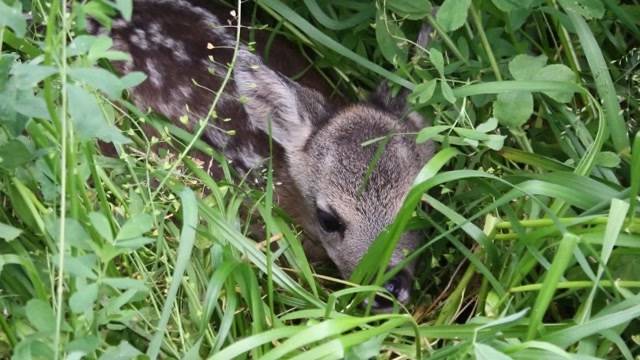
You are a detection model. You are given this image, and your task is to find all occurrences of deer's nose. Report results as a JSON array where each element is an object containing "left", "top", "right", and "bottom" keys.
[
  {"left": 372, "top": 269, "right": 412, "bottom": 311},
  {"left": 384, "top": 269, "right": 411, "bottom": 303}
]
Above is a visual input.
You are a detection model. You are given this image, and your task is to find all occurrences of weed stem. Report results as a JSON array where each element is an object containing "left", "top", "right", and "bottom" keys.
[{"left": 470, "top": 5, "right": 502, "bottom": 81}]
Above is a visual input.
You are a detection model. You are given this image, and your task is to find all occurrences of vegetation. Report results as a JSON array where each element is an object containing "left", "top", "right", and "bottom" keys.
[{"left": 0, "top": 0, "right": 639, "bottom": 358}]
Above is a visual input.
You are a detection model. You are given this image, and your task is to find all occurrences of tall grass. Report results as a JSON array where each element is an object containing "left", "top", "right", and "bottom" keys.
[{"left": 0, "top": 0, "right": 639, "bottom": 358}]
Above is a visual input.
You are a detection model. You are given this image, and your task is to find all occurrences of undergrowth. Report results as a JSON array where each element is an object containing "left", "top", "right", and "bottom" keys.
[{"left": 0, "top": 0, "right": 639, "bottom": 359}]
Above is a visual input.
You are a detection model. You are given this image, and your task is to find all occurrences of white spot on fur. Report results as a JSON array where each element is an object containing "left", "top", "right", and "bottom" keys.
[
  {"left": 177, "top": 85, "right": 193, "bottom": 98},
  {"left": 138, "top": 0, "right": 234, "bottom": 45},
  {"left": 224, "top": 144, "right": 264, "bottom": 170},
  {"left": 154, "top": 101, "right": 186, "bottom": 124},
  {"left": 237, "top": 144, "right": 264, "bottom": 169},
  {"left": 148, "top": 21, "right": 162, "bottom": 42},
  {"left": 145, "top": 59, "right": 162, "bottom": 87},
  {"left": 112, "top": 18, "right": 127, "bottom": 29},
  {"left": 130, "top": 28, "right": 150, "bottom": 50},
  {"left": 143, "top": 22, "right": 190, "bottom": 62},
  {"left": 172, "top": 42, "right": 190, "bottom": 62},
  {"left": 122, "top": 59, "right": 134, "bottom": 73},
  {"left": 204, "top": 127, "right": 228, "bottom": 149},
  {"left": 113, "top": 38, "right": 130, "bottom": 54}
]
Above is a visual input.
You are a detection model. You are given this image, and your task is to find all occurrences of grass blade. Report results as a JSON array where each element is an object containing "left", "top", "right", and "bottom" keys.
[
  {"left": 212, "top": 327, "right": 304, "bottom": 360},
  {"left": 541, "top": 304, "right": 640, "bottom": 348},
  {"left": 453, "top": 80, "right": 583, "bottom": 97},
  {"left": 527, "top": 232, "right": 579, "bottom": 340},
  {"left": 147, "top": 188, "right": 198, "bottom": 359},
  {"left": 578, "top": 198, "right": 629, "bottom": 323},
  {"left": 259, "top": 0, "right": 414, "bottom": 89},
  {"left": 629, "top": 132, "right": 640, "bottom": 220},
  {"left": 259, "top": 315, "right": 410, "bottom": 360},
  {"left": 566, "top": 10, "right": 629, "bottom": 153}
]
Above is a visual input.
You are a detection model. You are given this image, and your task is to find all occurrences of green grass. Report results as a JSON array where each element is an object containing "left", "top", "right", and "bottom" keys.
[{"left": 1, "top": 0, "right": 640, "bottom": 358}]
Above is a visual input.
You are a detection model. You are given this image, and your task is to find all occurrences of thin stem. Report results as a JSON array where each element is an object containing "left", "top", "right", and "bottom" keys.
[
  {"left": 0, "top": 27, "right": 5, "bottom": 53},
  {"left": 546, "top": 0, "right": 581, "bottom": 73},
  {"left": 511, "top": 280, "right": 640, "bottom": 292},
  {"left": 150, "top": 0, "right": 244, "bottom": 202},
  {"left": 54, "top": 0, "right": 69, "bottom": 358},
  {"left": 495, "top": 216, "right": 614, "bottom": 229},
  {"left": 425, "top": 13, "right": 467, "bottom": 64},
  {"left": 470, "top": 5, "right": 502, "bottom": 81},
  {"left": 511, "top": 128, "right": 534, "bottom": 153},
  {"left": 434, "top": 263, "right": 476, "bottom": 326}
]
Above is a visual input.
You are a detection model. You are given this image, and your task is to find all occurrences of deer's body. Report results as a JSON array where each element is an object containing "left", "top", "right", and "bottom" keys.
[{"left": 95, "top": 0, "right": 435, "bottom": 307}]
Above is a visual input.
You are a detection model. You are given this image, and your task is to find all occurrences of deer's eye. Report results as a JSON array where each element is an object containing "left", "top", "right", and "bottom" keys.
[{"left": 316, "top": 207, "right": 345, "bottom": 233}]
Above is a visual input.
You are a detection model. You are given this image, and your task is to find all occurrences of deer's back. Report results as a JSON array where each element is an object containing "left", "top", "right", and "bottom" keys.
[{"left": 98, "top": 0, "right": 332, "bottom": 173}]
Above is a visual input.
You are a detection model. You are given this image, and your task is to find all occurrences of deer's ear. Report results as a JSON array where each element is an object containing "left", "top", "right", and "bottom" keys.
[
  {"left": 371, "top": 82, "right": 409, "bottom": 116},
  {"left": 370, "top": 20, "right": 436, "bottom": 131},
  {"left": 371, "top": 81, "right": 436, "bottom": 162},
  {"left": 370, "top": 82, "right": 427, "bottom": 130},
  {"left": 235, "top": 50, "right": 323, "bottom": 151}
]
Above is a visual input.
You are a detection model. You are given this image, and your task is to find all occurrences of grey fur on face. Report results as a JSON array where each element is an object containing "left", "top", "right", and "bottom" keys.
[{"left": 234, "top": 54, "right": 435, "bottom": 280}]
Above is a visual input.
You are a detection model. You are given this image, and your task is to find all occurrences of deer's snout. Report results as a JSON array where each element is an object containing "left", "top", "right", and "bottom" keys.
[{"left": 371, "top": 269, "right": 412, "bottom": 311}]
